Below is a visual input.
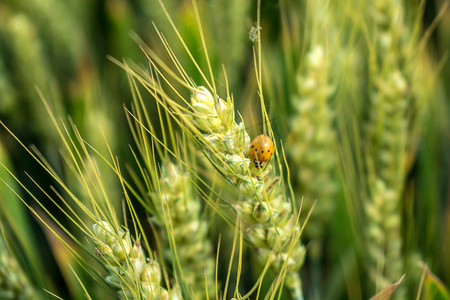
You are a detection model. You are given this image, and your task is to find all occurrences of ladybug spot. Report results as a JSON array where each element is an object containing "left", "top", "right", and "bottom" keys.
[{"left": 261, "top": 151, "right": 264, "bottom": 153}]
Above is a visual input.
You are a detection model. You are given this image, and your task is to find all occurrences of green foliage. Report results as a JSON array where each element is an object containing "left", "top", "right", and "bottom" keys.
[{"left": 0, "top": 0, "right": 448, "bottom": 299}]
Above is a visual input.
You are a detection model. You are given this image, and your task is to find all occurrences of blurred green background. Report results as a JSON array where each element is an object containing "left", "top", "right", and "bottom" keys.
[{"left": 0, "top": 0, "right": 449, "bottom": 299}]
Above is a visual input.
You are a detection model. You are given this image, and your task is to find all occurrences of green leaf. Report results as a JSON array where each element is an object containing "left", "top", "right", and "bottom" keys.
[{"left": 423, "top": 265, "right": 450, "bottom": 300}]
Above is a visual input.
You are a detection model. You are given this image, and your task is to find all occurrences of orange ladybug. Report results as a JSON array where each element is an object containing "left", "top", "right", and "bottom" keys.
[{"left": 250, "top": 134, "right": 274, "bottom": 168}]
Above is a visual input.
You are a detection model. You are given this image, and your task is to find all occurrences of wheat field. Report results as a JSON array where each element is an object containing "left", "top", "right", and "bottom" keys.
[{"left": 0, "top": 0, "right": 449, "bottom": 299}]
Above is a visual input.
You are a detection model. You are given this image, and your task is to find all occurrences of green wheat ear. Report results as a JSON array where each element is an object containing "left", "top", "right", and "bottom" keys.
[
  {"left": 156, "top": 162, "right": 216, "bottom": 299},
  {"left": 365, "top": 0, "right": 408, "bottom": 290},
  {"left": 364, "top": 0, "right": 431, "bottom": 296},
  {"left": 119, "top": 42, "right": 307, "bottom": 298},
  {"left": 116, "top": 0, "right": 309, "bottom": 292},
  {"left": 288, "top": 44, "right": 337, "bottom": 260},
  {"left": 92, "top": 220, "right": 175, "bottom": 300},
  {"left": 188, "top": 86, "right": 306, "bottom": 299}
]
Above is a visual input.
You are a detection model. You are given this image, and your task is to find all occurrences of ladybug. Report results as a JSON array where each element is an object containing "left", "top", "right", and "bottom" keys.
[{"left": 250, "top": 134, "right": 274, "bottom": 168}]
